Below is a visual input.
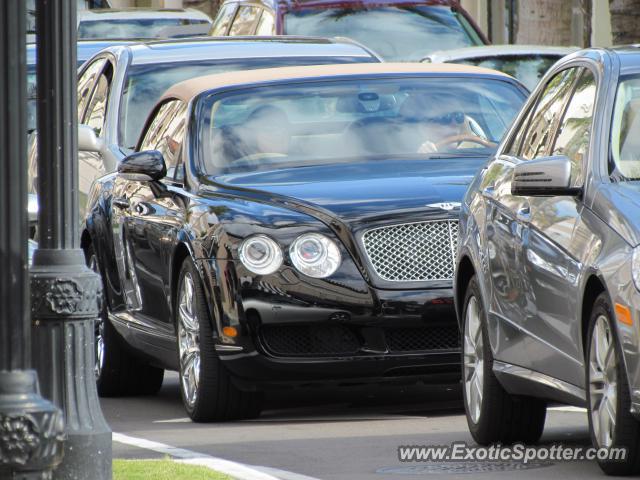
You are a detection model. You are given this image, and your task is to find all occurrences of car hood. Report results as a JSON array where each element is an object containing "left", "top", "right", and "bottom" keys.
[{"left": 211, "top": 157, "right": 486, "bottom": 225}]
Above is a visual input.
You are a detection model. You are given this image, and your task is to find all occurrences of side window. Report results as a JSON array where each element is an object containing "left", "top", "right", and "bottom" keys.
[
  {"left": 210, "top": 3, "right": 237, "bottom": 35},
  {"left": 228, "top": 6, "right": 261, "bottom": 35},
  {"left": 502, "top": 100, "right": 536, "bottom": 157},
  {"left": 77, "top": 58, "right": 106, "bottom": 120},
  {"left": 83, "top": 63, "right": 113, "bottom": 137},
  {"left": 515, "top": 68, "right": 581, "bottom": 160},
  {"left": 255, "top": 10, "right": 275, "bottom": 35},
  {"left": 139, "top": 103, "right": 173, "bottom": 151},
  {"left": 139, "top": 100, "right": 187, "bottom": 179},
  {"left": 551, "top": 69, "right": 597, "bottom": 187}
]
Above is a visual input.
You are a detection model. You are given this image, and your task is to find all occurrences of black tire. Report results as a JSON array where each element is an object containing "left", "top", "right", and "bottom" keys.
[
  {"left": 586, "top": 293, "right": 640, "bottom": 476},
  {"left": 84, "top": 243, "right": 164, "bottom": 397},
  {"left": 462, "top": 275, "right": 546, "bottom": 445},
  {"left": 176, "top": 257, "right": 263, "bottom": 422}
]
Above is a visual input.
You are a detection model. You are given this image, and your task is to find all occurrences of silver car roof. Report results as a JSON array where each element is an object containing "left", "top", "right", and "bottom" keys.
[{"left": 123, "top": 36, "right": 378, "bottom": 65}]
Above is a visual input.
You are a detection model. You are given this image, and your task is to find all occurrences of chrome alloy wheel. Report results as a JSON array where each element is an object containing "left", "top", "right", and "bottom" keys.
[
  {"left": 463, "top": 295, "right": 484, "bottom": 424},
  {"left": 589, "top": 314, "right": 618, "bottom": 448},
  {"left": 178, "top": 273, "right": 201, "bottom": 408},
  {"left": 88, "top": 253, "right": 105, "bottom": 380}
]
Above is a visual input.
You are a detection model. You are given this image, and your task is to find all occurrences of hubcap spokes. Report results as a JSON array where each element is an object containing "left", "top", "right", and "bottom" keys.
[
  {"left": 89, "top": 254, "right": 105, "bottom": 380},
  {"left": 463, "top": 296, "right": 484, "bottom": 424},
  {"left": 178, "top": 274, "right": 200, "bottom": 408},
  {"left": 589, "top": 315, "right": 617, "bottom": 448}
]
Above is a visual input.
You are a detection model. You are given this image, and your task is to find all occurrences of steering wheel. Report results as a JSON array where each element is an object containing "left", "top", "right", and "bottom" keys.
[
  {"left": 230, "top": 155, "right": 258, "bottom": 168},
  {"left": 435, "top": 134, "right": 497, "bottom": 149},
  {"left": 233, "top": 154, "right": 286, "bottom": 168},
  {"left": 464, "top": 116, "right": 489, "bottom": 140}
]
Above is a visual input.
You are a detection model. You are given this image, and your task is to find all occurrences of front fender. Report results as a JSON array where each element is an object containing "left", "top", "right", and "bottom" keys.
[
  {"left": 84, "top": 175, "right": 125, "bottom": 311},
  {"left": 455, "top": 180, "right": 496, "bottom": 353}
]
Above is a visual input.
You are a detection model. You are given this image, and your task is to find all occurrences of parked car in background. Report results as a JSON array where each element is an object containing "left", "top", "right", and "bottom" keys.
[
  {"left": 210, "top": 0, "right": 487, "bottom": 61},
  {"left": 27, "top": 0, "right": 113, "bottom": 43},
  {"left": 77, "top": 8, "right": 212, "bottom": 40},
  {"left": 27, "top": 36, "right": 380, "bottom": 225},
  {"left": 456, "top": 47, "right": 640, "bottom": 475},
  {"left": 26, "top": 40, "right": 133, "bottom": 134},
  {"left": 83, "top": 63, "right": 527, "bottom": 421},
  {"left": 423, "top": 44, "right": 578, "bottom": 90}
]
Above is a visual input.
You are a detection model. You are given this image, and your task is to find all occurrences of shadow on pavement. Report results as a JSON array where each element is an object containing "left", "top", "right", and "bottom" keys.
[{"left": 102, "top": 372, "right": 465, "bottom": 426}]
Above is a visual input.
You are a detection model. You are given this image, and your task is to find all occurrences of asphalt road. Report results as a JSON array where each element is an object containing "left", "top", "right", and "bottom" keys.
[{"left": 104, "top": 372, "right": 606, "bottom": 480}]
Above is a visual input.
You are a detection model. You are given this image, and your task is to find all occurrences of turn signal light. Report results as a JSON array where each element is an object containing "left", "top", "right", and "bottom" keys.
[
  {"left": 615, "top": 303, "right": 633, "bottom": 326},
  {"left": 222, "top": 326, "right": 238, "bottom": 338}
]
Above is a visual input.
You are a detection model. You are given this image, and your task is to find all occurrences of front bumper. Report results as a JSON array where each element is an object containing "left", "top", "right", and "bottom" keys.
[
  {"left": 220, "top": 349, "right": 461, "bottom": 390},
  {"left": 203, "top": 264, "right": 461, "bottom": 387}
]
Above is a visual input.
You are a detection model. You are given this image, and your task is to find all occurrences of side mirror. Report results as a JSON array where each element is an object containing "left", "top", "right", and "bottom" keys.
[
  {"left": 117, "top": 150, "right": 166, "bottom": 182},
  {"left": 511, "top": 155, "right": 580, "bottom": 197},
  {"left": 78, "top": 124, "right": 105, "bottom": 153}
]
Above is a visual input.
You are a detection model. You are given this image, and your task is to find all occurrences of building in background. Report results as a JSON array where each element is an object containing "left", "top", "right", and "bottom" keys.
[{"left": 460, "top": 0, "right": 612, "bottom": 47}]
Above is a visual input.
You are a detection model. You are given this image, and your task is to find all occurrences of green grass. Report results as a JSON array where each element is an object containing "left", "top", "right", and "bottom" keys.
[{"left": 113, "top": 459, "right": 233, "bottom": 480}]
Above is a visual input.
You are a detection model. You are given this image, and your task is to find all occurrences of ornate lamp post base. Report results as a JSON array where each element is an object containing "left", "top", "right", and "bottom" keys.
[
  {"left": 31, "top": 249, "right": 112, "bottom": 480},
  {"left": 0, "top": 371, "right": 65, "bottom": 480}
]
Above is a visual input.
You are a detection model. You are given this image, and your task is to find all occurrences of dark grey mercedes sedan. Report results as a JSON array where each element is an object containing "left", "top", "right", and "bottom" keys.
[{"left": 456, "top": 46, "right": 640, "bottom": 475}]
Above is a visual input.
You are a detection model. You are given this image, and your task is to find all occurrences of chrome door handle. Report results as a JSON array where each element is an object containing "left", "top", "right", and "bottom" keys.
[
  {"left": 516, "top": 205, "right": 531, "bottom": 222},
  {"left": 482, "top": 186, "right": 496, "bottom": 199},
  {"left": 112, "top": 197, "right": 130, "bottom": 209}
]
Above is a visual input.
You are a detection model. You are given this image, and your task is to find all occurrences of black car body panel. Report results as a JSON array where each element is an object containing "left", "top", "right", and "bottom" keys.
[{"left": 85, "top": 64, "right": 527, "bottom": 388}]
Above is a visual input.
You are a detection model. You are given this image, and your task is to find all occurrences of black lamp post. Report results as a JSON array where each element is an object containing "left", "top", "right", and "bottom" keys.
[
  {"left": 30, "top": 0, "right": 112, "bottom": 478},
  {"left": 0, "top": 1, "right": 65, "bottom": 478}
]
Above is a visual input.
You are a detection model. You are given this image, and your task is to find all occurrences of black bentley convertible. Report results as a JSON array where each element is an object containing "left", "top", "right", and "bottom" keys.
[{"left": 83, "top": 63, "right": 527, "bottom": 421}]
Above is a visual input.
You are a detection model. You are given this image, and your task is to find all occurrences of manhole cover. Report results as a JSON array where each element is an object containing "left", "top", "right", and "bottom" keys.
[{"left": 376, "top": 461, "right": 554, "bottom": 474}]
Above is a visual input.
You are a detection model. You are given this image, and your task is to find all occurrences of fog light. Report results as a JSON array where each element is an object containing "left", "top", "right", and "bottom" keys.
[{"left": 223, "top": 326, "right": 238, "bottom": 337}]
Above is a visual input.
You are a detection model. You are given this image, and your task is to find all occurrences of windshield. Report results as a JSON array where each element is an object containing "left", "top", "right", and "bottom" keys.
[
  {"left": 78, "top": 18, "right": 210, "bottom": 40},
  {"left": 454, "top": 55, "right": 563, "bottom": 91},
  {"left": 284, "top": 6, "right": 482, "bottom": 61},
  {"left": 119, "top": 56, "right": 376, "bottom": 150},
  {"left": 197, "top": 77, "right": 525, "bottom": 175},
  {"left": 611, "top": 74, "right": 640, "bottom": 180}
]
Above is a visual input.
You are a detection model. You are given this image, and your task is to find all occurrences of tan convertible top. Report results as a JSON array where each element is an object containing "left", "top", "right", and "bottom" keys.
[{"left": 162, "top": 62, "right": 513, "bottom": 102}]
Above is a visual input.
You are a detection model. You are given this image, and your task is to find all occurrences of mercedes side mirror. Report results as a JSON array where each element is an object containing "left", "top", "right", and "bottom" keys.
[
  {"left": 117, "top": 150, "right": 167, "bottom": 182},
  {"left": 78, "top": 124, "right": 105, "bottom": 153},
  {"left": 511, "top": 155, "right": 580, "bottom": 197}
]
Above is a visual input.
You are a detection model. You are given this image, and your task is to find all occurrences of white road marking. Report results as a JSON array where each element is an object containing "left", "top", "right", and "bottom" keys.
[
  {"left": 255, "top": 466, "right": 323, "bottom": 480},
  {"left": 113, "top": 432, "right": 322, "bottom": 480},
  {"left": 548, "top": 406, "right": 587, "bottom": 413},
  {"left": 152, "top": 417, "right": 192, "bottom": 423}
]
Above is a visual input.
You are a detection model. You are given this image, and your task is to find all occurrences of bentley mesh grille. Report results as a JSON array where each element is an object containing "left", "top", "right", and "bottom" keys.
[{"left": 362, "top": 220, "right": 458, "bottom": 282}]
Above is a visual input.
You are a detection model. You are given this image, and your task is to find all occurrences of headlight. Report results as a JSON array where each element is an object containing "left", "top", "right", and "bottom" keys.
[
  {"left": 290, "top": 233, "right": 341, "bottom": 278},
  {"left": 633, "top": 247, "right": 640, "bottom": 290},
  {"left": 239, "top": 235, "right": 283, "bottom": 275}
]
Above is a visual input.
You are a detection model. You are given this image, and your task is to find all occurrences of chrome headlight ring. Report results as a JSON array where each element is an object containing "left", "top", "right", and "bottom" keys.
[{"left": 289, "top": 233, "right": 341, "bottom": 279}]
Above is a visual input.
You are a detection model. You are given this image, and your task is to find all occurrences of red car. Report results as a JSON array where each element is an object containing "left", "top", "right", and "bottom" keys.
[{"left": 210, "top": 0, "right": 488, "bottom": 61}]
